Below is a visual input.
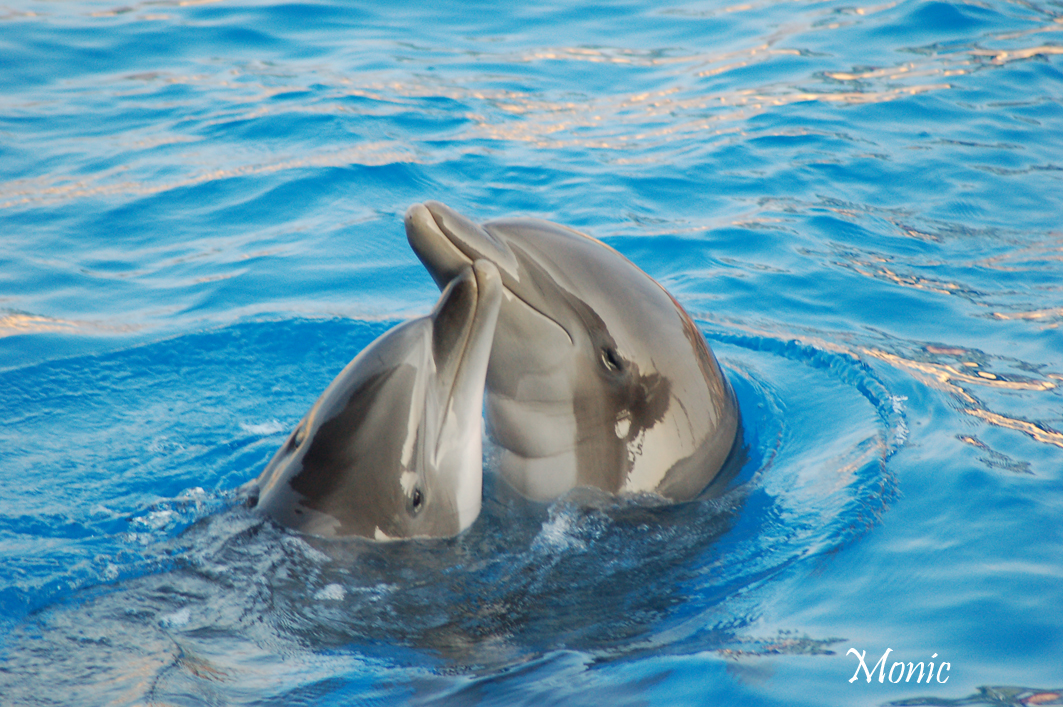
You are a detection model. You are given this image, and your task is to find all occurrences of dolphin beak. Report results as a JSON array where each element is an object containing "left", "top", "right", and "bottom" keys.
[
  {"left": 453, "top": 259, "right": 502, "bottom": 397},
  {"left": 428, "top": 258, "right": 502, "bottom": 410},
  {"left": 430, "top": 259, "right": 501, "bottom": 531},
  {"left": 406, "top": 201, "right": 519, "bottom": 289},
  {"left": 406, "top": 201, "right": 576, "bottom": 346}
]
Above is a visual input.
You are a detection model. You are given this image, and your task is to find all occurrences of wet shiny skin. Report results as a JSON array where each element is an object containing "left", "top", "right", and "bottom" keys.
[
  {"left": 250, "top": 261, "right": 501, "bottom": 539},
  {"left": 406, "top": 201, "right": 740, "bottom": 501},
  {"left": 3, "top": 0, "right": 1063, "bottom": 702}
]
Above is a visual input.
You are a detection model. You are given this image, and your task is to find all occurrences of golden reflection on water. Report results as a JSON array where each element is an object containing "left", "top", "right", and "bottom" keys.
[
  {"left": 459, "top": 82, "right": 950, "bottom": 150},
  {"left": 717, "top": 318, "right": 1062, "bottom": 454},
  {"left": 4, "top": 0, "right": 1061, "bottom": 464},
  {"left": 0, "top": 142, "right": 415, "bottom": 209},
  {"left": 958, "top": 434, "right": 1032, "bottom": 474},
  {"left": 89, "top": 0, "right": 225, "bottom": 13},
  {"left": 4, "top": 0, "right": 1061, "bottom": 208},
  {"left": 964, "top": 409, "right": 1063, "bottom": 449},
  {"left": 863, "top": 349, "right": 1055, "bottom": 400},
  {"left": 0, "top": 313, "right": 140, "bottom": 338},
  {"left": 863, "top": 348, "right": 1063, "bottom": 450},
  {"left": 975, "top": 243, "right": 1063, "bottom": 272},
  {"left": 971, "top": 45, "right": 1063, "bottom": 64},
  {"left": 1, "top": 314, "right": 81, "bottom": 337},
  {"left": 441, "top": 1, "right": 1063, "bottom": 150},
  {"left": 716, "top": 317, "right": 1063, "bottom": 455},
  {"left": 844, "top": 257, "right": 969, "bottom": 297},
  {"left": 990, "top": 307, "right": 1063, "bottom": 329}
]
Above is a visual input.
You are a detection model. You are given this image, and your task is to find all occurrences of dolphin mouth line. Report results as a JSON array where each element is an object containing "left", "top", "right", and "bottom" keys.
[
  {"left": 442, "top": 271, "right": 483, "bottom": 414},
  {"left": 434, "top": 261, "right": 498, "bottom": 462},
  {"left": 416, "top": 203, "right": 574, "bottom": 346}
]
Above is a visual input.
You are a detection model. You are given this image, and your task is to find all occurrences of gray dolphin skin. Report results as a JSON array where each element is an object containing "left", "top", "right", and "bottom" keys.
[
  {"left": 249, "top": 260, "right": 502, "bottom": 539},
  {"left": 405, "top": 201, "right": 739, "bottom": 502}
]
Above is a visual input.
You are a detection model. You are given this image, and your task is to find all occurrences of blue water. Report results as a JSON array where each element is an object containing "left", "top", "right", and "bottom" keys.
[{"left": 2, "top": 0, "right": 1062, "bottom": 704}]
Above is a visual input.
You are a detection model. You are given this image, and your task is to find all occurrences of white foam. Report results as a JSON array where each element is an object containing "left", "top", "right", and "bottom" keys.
[
  {"left": 159, "top": 607, "right": 191, "bottom": 628},
  {"left": 240, "top": 419, "right": 288, "bottom": 435},
  {"left": 314, "top": 583, "right": 346, "bottom": 601},
  {"left": 531, "top": 509, "right": 586, "bottom": 553}
]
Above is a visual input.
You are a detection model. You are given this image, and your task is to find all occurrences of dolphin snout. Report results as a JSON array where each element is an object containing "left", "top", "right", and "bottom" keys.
[
  {"left": 406, "top": 203, "right": 467, "bottom": 289},
  {"left": 406, "top": 201, "right": 518, "bottom": 287}
]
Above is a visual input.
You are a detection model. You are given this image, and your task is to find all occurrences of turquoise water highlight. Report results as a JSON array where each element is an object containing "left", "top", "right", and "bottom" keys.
[{"left": 1, "top": 1, "right": 1061, "bottom": 704}]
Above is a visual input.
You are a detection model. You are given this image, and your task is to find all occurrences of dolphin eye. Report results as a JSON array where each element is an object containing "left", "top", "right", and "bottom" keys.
[
  {"left": 600, "top": 346, "right": 624, "bottom": 373},
  {"left": 286, "top": 423, "right": 306, "bottom": 453},
  {"left": 410, "top": 488, "right": 424, "bottom": 515}
]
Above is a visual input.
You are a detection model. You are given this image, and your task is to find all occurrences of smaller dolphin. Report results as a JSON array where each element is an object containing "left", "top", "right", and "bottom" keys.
[
  {"left": 248, "top": 260, "right": 502, "bottom": 540},
  {"left": 406, "top": 202, "right": 739, "bottom": 502}
]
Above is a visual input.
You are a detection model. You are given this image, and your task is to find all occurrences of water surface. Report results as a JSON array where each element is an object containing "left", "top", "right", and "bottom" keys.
[{"left": 1, "top": 0, "right": 1062, "bottom": 705}]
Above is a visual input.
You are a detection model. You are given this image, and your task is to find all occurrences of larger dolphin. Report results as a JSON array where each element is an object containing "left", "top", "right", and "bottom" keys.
[
  {"left": 248, "top": 260, "right": 502, "bottom": 539},
  {"left": 405, "top": 202, "right": 739, "bottom": 502}
]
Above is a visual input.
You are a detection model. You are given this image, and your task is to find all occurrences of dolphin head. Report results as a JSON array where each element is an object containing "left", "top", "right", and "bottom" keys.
[
  {"left": 250, "top": 260, "right": 502, "bottom": 539},
  {"left": 406, "top": 201, "right": 739, "bottom": 501}
]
